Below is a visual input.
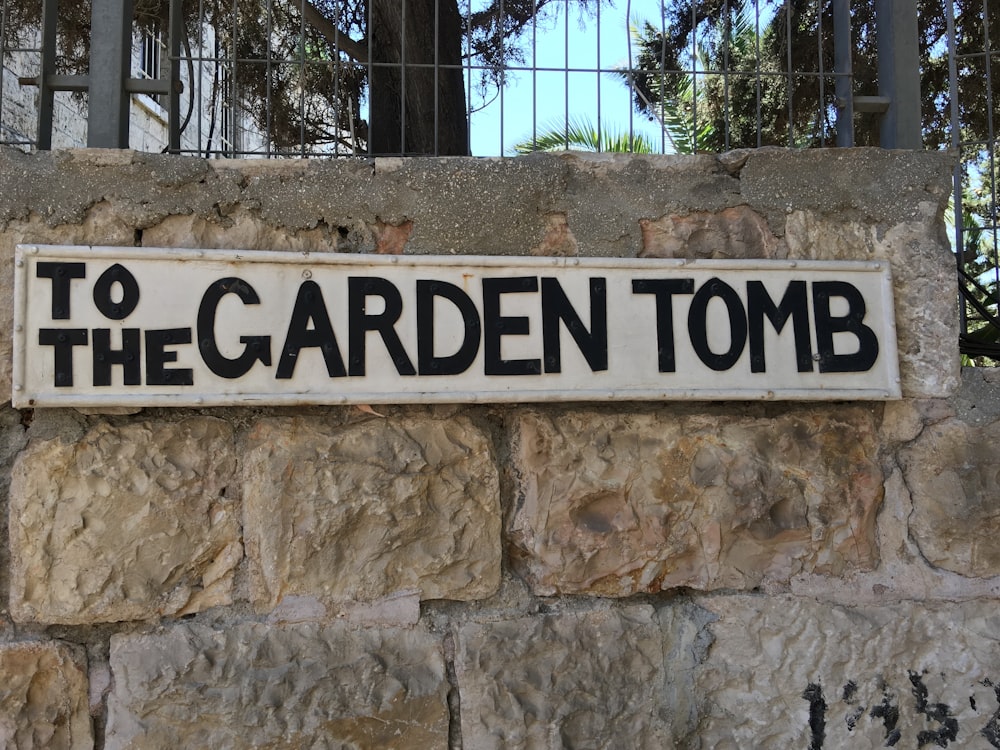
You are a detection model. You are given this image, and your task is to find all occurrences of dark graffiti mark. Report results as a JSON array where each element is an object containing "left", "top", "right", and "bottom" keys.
[
  {"left": 845, "top": 705, "right": 865, "bottom": 732},
  {"left": 802, "top": 683, "right": 827, "bottom": 750},
  {"left": 802, "top": 674, "right": 1000, "bottom": 748},
  {"left": 842, "top": 680, "right": 865, "bottom": 733},
  {"left": 908, "top": 671, "right": 959, "bottom": 747},
  {"left": 843, "top": 680, "right": 858, "bottom": 702},
  {"left": 981, "top": 679, "right": 1000, "bottom": 748},
  {"left": 870, "top": 688, "right": 902, "bottom": 747}
]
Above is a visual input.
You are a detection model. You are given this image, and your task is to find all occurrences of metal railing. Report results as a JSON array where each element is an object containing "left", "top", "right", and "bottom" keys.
[
  {"left": 946, "top": 0, "right": 1000, "bottom": 362},
  {"left": 3, "top": 0, "right": 866, "bottom": 157}
]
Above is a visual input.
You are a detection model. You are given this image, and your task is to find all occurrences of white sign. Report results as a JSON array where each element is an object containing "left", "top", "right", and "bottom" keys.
[{"left": 12, "top": 245, "right": 901, "bottom": 407}]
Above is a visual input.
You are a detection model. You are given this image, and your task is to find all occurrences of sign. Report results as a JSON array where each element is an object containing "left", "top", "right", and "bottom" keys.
[{"left": 12, "top": 245, "right": 901, "bottom": 407}]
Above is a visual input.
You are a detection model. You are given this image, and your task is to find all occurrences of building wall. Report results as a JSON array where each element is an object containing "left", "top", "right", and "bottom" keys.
[
  {"left": 0, "top": 146, "right": 993, "bottom": 749},
  {"left": 1, "top": 28, "right": 265, "bottom": 155}
]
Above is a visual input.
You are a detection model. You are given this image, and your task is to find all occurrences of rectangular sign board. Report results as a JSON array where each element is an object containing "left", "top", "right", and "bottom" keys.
[{"left": 12, "top": 245, "right": 901, "bottom": 407}]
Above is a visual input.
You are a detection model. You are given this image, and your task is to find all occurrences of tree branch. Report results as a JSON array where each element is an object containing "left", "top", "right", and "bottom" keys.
[{"left": 299, "top": 0, "right": 368, "bottom": 63}]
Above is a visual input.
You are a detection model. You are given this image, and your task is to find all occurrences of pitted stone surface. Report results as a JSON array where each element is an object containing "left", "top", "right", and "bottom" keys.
[
  {"left": 10, "top": 417, "right": 240, "bottom": 624},
  {"left": 0, "top": 641, "right": 92, "bottom": 749},
  {"left": 693, "top": 596, "right": 1000, "bottom": 749},
  {"left": 508, "top": 408, "right": 882, "bottom": 595},
  {"left": 740, "top": 148, "right": 954, "bottom": 226},
  {"left": 456, "top": 606, "right": 679, "bottom": 748},
  {"left": 243, "top": 415, "right": 501, "bottom": 609},
  {"left": 639, "top": 205, "right": 783, "bottom": 259},
  {"left": 105, "top": 621, "right": 448, "bottom": 750},
  {"left": 900, "top": 417, "right": 1000, "bottom": 577}
]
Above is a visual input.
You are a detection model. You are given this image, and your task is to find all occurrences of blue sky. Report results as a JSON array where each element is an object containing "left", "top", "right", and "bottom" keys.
[{"left": 467, "top": 0, "right": 667, "bottom": 156}]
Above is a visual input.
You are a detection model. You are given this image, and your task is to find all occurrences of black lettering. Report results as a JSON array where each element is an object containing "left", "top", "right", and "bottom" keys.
[
  {"left": 92, "top": 328, "right": 141, "bottom": 386},
  {"left": 198, "top": 278, "right": 272, "bottom": 379},
  {"left": 348, "top": 276, "right": 416, "bottom": 376},
  {"left": 632, "top": 278, "right": 694, "bottom": 372},
  {"left": 541, "top": 277, "right": 607, "bottom": 373},
  {"left": 747, "top": 280, "right": 813, "bottom": 373},
  {"left": 688, "top": 277, "right": 747, "bottom": 371},
  {"left": 38, "top": 328, "right": 88, "bottom": 387},
  {"left": 276, "top": 280, "right": 345, "bottom": 379},
  {"left": 483, "top": 277, "right": 542, "bottom": 376},
  {"left": 36, "top": 262, "right": 86, "bottom": 319},
  {"left": 813, "top": 281, "right": 879, "bottom": 373},
  {"left": 145, "top": 328, "right": 193, "bottom": 386},
  {"left": 92, "top": 263, "right": 140, "bottom": 320},
  {"left": 416, "top": 280, "right": 481, "bottom": 375}
]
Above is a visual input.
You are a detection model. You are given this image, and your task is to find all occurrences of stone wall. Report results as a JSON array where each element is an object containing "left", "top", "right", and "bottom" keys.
[{"left": 2, "top": 146, "right": 997, "bottom": 749}]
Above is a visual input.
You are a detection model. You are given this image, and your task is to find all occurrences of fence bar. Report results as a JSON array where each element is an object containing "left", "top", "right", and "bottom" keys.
[
  {"left": 875, "top": 0, "right": 921, "bottom": 149},
  {"left": 88, "top": 0, "right": 135, "bottom": 147},
  {"left": 36, "top": 0, "right": 58, "bottom": 149},
  {"left": 166, "top": 0, "right": 182, "bottom": 152},
  {"left": 833, "top": 0, "right": 854, "bottom": 147}
]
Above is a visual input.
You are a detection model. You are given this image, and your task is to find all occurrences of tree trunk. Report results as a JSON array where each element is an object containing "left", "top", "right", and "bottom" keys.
[{"left": 369, "top": 0, "right": 469, "bottom": 155}]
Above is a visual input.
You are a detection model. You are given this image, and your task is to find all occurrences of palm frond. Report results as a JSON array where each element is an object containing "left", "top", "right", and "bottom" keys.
[{"left": 513, "top": 116, "right": 656, "bottom": 154}]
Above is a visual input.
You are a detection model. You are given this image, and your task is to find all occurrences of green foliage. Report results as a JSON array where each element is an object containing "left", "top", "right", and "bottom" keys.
[
  {"left": 955, "top": 163, "right": 1000, "bottom": 364},
  {"left": 3, "top": 0, "right": 607, "bottom": 155},
  {"left": 512, "top": 116, "right": 656, "bottom": 154}
]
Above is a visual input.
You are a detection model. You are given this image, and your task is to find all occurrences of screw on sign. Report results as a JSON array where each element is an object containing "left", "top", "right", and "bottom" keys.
[{"left": 801, "top": 674, "right": 1000, "bottom": 747}]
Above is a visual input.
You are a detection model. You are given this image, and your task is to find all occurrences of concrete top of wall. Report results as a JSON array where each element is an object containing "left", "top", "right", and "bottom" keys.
[{"left": 0, "top": 146, "right": 959, "bottom": 398}]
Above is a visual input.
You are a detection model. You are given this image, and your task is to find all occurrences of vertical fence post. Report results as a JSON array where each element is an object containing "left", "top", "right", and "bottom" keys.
[
  {"left": 833, "top": 0, "right": 854, "bottom": 147},
  {"left": 166, "top": 0, "right": 182, "bottom": 152},
  {"left": 875, "top": 0, "right": 922, "bottom": 149},
  {"left": 87, "top": 0, "right": 134, "bottom": 147},
  {"left": 36, "top": 0, "right": 58, "bottom": 149}
]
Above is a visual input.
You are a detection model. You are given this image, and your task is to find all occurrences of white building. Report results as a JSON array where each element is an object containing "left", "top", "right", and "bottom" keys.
[{"left": 1, "top": 24, "right": 266, "bottom": 156}]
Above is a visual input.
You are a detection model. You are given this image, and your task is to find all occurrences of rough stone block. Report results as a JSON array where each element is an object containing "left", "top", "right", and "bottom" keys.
[
  {"left": 693, "top": 596, "right": 1000, "bottom": 749},
  {"left": 10, "top": 417, "right": 240, "bottom": 624},
  {"left": 639, "top": 205, "right": 783, "bottom": 259},
  {"left": 0, "top": 641, "right": 92, "bottom": 749},
  {"left": 456, "top": 606, "right": 682, "bottom": 748},
  {"left": 508, "top": 408, "right": 882, "bottom": 595},
  {"left": 740, "top": 148, "right": 954, "bottom": 226},
  {"left": 243, "top": 415, "right": 501, "bottom": 610},
  {"left": 899, "top": 417, "right": 1000, "bottom": 577},
  {"left": 105, "top": 621, "right": 448, "bottom": 749}
]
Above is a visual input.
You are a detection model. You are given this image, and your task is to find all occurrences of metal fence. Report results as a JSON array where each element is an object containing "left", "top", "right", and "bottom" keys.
[
  {"left": 1, "top": 0, "right": 999, "bottom": 359},
  {"left": 1, "top": 0, "right": 871, "bottom": 157},
  {"left": 947, "top": 0, "right": 1000, "bottom": 361}
]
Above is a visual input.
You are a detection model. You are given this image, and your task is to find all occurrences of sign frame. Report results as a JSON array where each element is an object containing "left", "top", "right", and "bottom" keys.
[{"left": 12, "top": 244, "right": 902, "bottom": 407}]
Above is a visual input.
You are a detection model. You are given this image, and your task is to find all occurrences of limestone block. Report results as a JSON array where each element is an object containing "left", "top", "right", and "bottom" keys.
[
  {"left": 508, "top": 408, "right": 882, "bottom": 595},
  {"left": 10, "top": 417, "right": 240, "bottom": 624},
  {"left": 693, "top": 596, "right": 1000, "bottom": 749},
  {"left": 139, "top": 208, "right": 367, "bottom": 253},
  {"left": 639, "top": 205, "right": 784, "bottom": 259},
  {"left": 899, "top": 417, "right": 1000, "bottom": 577},
  {"left": 456, "top": 606, "right": 679, "bottom": 748},
  {"left": 0, "top": 641, "right": 92, "bottom": 750},
  {"left": 740, "top": 148, "right": 954, "bottom": 227},
  {"left": 243, "top": 415, "right": 501, "bottom": 610},
  {"left": 0, "top": 407, "right": 29, "bottom": 611},
  {"left": 105, "top": 621, "right": 448, "bottom": 750}
]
